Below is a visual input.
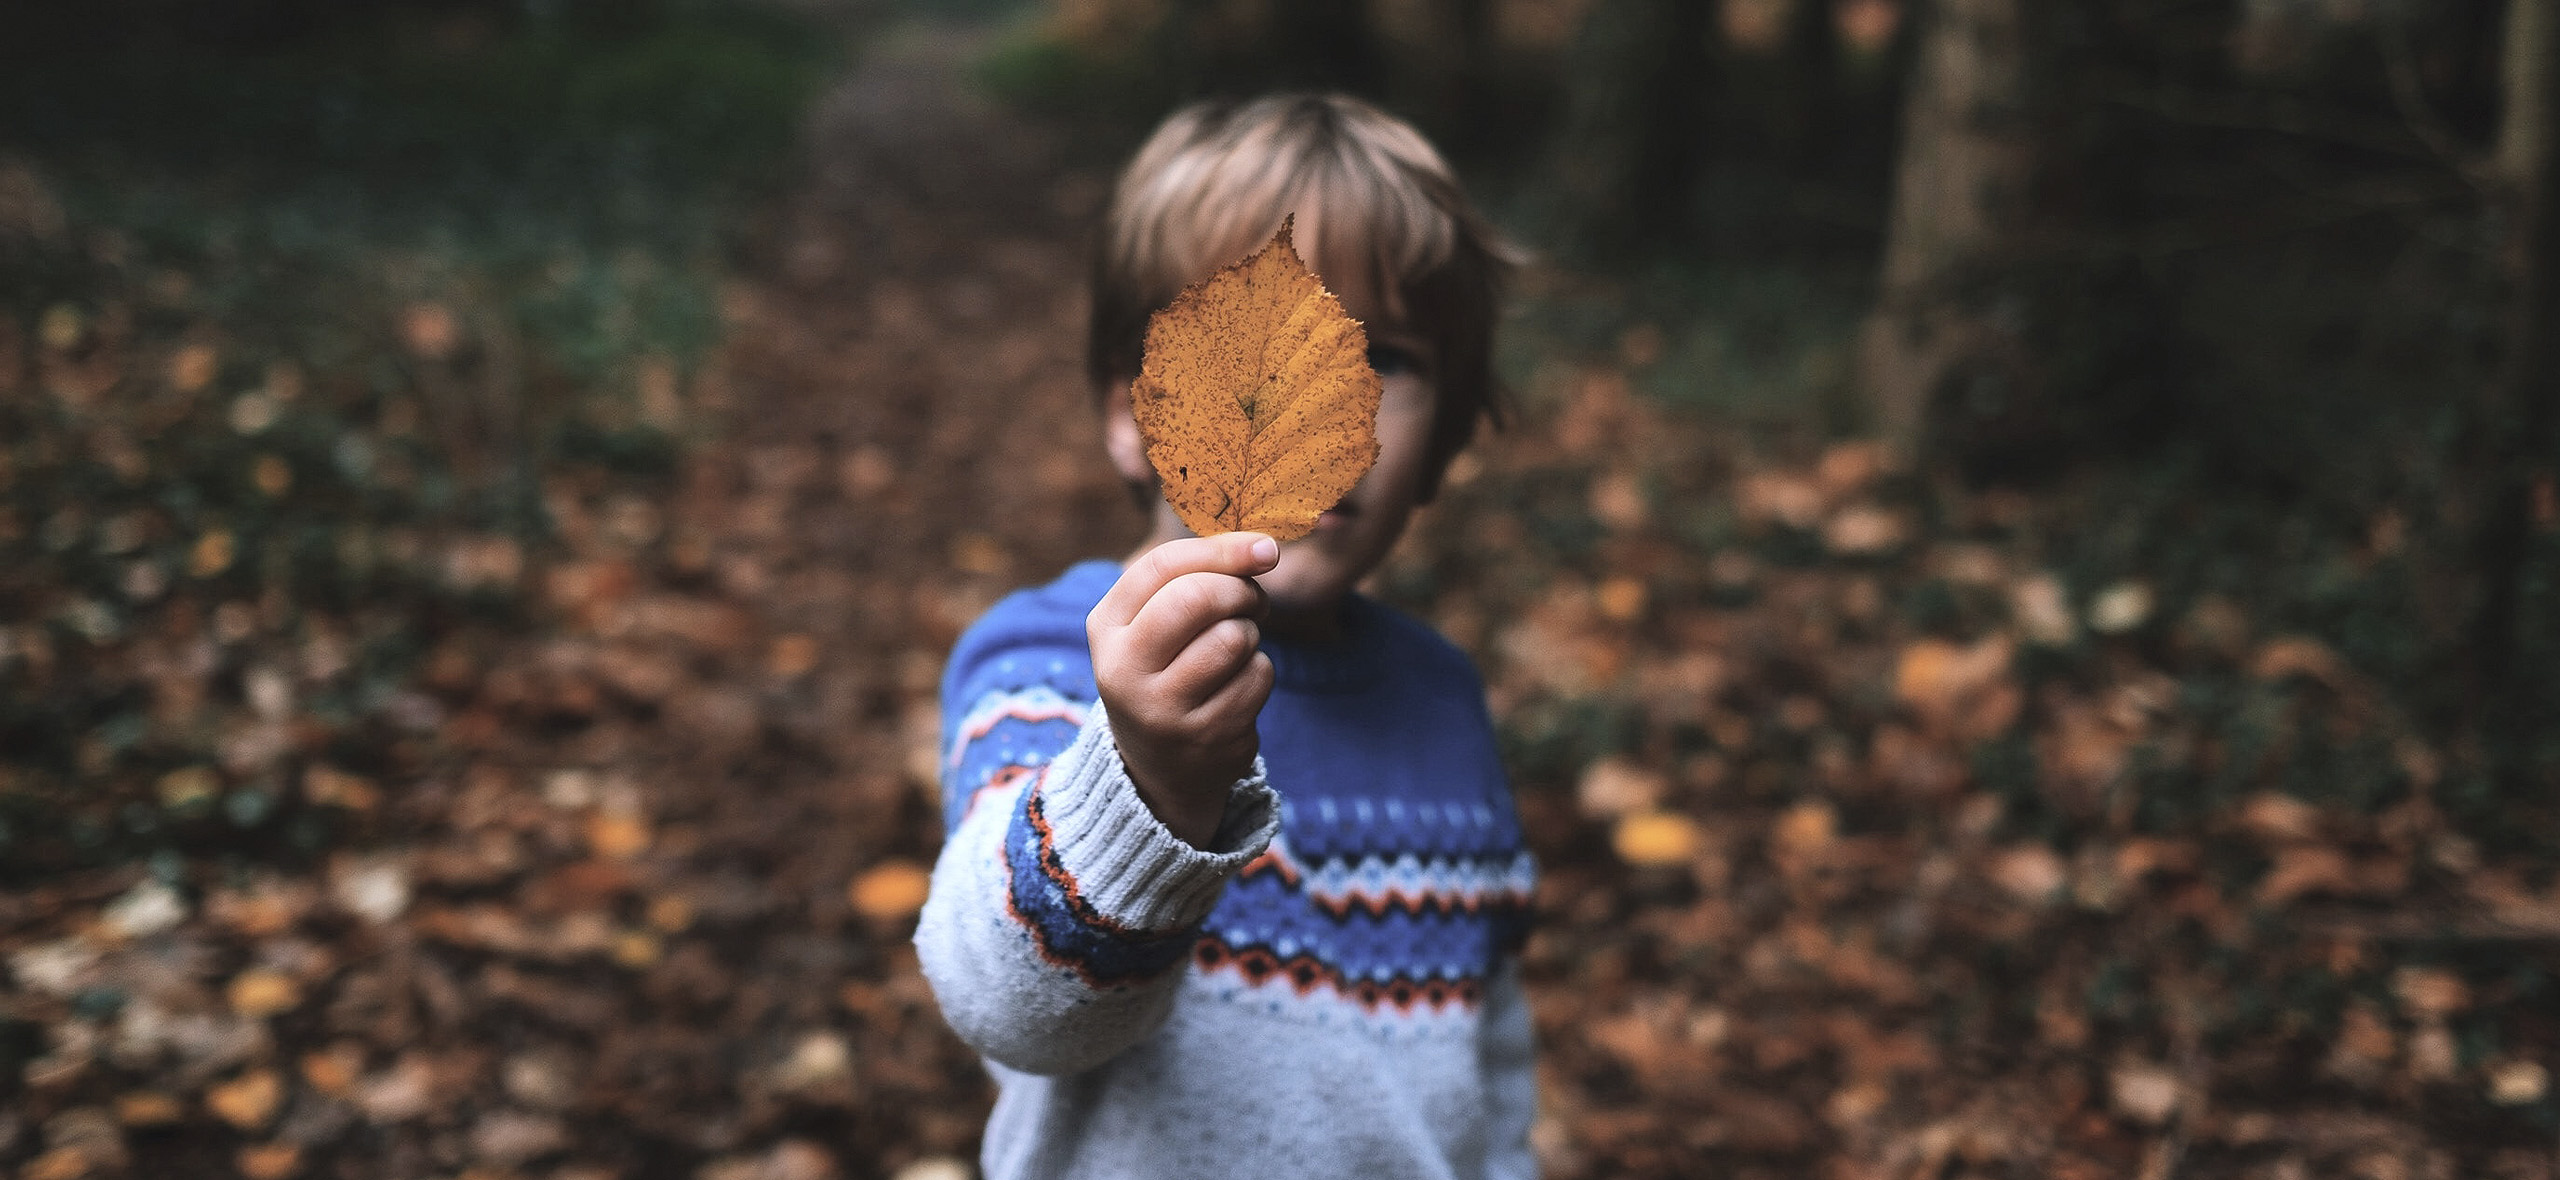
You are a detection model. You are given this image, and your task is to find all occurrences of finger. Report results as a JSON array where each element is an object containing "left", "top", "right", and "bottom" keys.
[
  {"left": 1090, "top": 532, "right": 1280, "bottom": 631},
  {"left": 1187, "top": 649, "right": 1275, "bottom": 737},
  {"left": 1122, "top": 570, "right": 1266, "bottom": 674},
  {"left": 1155, "top": 616, "right": 1262, "bottom": 706}
]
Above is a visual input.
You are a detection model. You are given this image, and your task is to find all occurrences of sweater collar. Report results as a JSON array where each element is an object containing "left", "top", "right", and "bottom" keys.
[{"left": 1262, "top": 595, "right": 1388, "bottom": 694}]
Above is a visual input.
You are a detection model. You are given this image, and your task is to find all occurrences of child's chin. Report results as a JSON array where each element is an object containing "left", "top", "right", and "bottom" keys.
[{"left": 1257, "top": 561, "right": 1354, "bottom": 613}]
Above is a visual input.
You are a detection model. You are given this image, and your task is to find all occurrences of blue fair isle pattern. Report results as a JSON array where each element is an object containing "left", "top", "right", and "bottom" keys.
[
  {"left": 1192, "top": 832, "right": 1532, "bottom": 1018},
  {"left": 942, "top": 560, "right": 1535, "bottom": 1016},
  {"left": 1251, "top": 836, "right": 1539, "bottom": 921},
  {"left": 943, "top": 682, "right": 1088, "bottom": 831},
  {"left": 999, "top": 769, "right": 1198, "bottom": 988}
]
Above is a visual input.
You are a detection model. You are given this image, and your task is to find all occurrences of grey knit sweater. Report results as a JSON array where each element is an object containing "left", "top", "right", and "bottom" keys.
[{"left": 914, "top": 562, "right": 1539, "bottom": 1179}]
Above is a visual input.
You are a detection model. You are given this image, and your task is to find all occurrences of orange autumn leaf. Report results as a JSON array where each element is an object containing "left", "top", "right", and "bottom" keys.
[
  {"left": 1130, "top": 218, "right": 1380, "bottom": 541},
  {"left": 207, "top": 1069, "right": 283, "bottom": 1129},
  {"left": 237, "top": 1143, "right": 303, "bottom": 1180},
  {"left": 587, "top": 812, "right": 651, "bottom": 860},
  {"left": 227, "top": 968, "right": 303, "bottom": 1019},
  {"left": 849, "top": 859, "right": 932, "bottom": 921},
  {"left": 1613, "top": 811, "right": 1703, "bottom": 867}
]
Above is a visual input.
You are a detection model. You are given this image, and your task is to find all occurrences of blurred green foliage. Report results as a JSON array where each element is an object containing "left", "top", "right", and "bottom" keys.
[{"left": 0, "top": 0, "right": 840, "bottom": 877}]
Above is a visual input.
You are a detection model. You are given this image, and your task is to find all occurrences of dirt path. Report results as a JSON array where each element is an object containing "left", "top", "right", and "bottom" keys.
[
  {"left": 466, "top": 30, "right": 1138, "bottom": 1173},
  {"left": 324, "top": 34, "right": 1123, "bottom": 1177}
]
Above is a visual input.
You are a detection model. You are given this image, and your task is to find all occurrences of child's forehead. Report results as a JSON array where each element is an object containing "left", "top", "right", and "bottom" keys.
[
  {"left": 1166, "top": 207, "right": 1427, "bottom": 339},
  {"left": 1298, "top": 223, "right": 1414, "bottom": 337}
]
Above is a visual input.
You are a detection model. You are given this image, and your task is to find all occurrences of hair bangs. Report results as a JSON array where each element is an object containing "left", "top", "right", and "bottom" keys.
[{"left": 1090, "top": 93, "right": 1516, "bottom": 500}]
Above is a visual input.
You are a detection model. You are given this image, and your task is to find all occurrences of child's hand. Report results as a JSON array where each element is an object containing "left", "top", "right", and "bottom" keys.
[{"left": 1087, "top": 532, "right": 1281, "bottom": 848}]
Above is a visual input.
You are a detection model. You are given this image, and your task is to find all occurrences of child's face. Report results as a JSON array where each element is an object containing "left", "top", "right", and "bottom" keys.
[
  {"left": 1257, "top": 304, "right": 1437, "bottom": 629},
  {"left": 1106, "top": 282, "right": 1442, "bottom": 640}
]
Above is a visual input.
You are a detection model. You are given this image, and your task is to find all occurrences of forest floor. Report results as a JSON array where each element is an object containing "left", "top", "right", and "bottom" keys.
[{"left": 3, "top": 25, "right": 2558, "bottom": 1180}]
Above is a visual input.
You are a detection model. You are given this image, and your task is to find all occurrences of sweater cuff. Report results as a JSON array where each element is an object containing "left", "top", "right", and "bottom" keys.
[{"left": 1036, "top": 704, "right": 1279, "bottom": 932}]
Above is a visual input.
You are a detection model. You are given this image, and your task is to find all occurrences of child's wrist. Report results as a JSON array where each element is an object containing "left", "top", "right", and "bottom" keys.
[{"left": 1118, "top": 755, "right": 1231, "bottom": 849}]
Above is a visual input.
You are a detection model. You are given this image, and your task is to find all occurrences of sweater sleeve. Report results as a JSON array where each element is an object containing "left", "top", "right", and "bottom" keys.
[
  {"left": 1479, "top": 958, "right": 1541, "bottom": 1179},
  {"left": 916, "top": 701, "right": 1279, "bottom": 1076}
]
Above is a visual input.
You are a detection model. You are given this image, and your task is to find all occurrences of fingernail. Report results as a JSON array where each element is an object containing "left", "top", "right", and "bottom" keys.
[{"left": 1248, "top": 535, "right": 1278, "bottom": 566}]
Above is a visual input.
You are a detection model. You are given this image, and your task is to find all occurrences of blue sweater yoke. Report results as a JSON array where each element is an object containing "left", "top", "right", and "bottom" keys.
[{"left": 917, "top": 560, "right": 1541, "bottom": 1179}]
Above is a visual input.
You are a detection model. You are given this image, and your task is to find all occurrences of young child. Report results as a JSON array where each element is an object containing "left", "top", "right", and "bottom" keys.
[{"left": 916, "top": 93, "right": 1536, "bottom": 1179}]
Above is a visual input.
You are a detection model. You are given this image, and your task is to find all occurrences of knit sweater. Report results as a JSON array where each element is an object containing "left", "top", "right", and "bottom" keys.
[{"left": 915, "top": 560, "right": 1539, "bottom": 1180}]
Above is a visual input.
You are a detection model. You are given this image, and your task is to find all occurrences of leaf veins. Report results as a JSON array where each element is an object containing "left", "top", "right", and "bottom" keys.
[{"left": 1129, "top": 218, "right": 1382, "bottom": 541}]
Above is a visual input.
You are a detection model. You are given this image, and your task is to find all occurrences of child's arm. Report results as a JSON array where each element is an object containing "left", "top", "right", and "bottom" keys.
[{"left": 916, "top": 534, "right": 1281, "bottom": 1075}]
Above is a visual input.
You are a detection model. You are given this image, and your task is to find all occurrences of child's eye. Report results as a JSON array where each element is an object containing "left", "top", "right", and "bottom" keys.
[{"left": 1367, "top": 344, "right": 1422, "bottom": 377}]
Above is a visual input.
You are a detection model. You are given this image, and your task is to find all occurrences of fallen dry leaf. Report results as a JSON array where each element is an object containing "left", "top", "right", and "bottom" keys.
[
  {"left": 2087, "top": 580, "right": 2154, "bottom": 634},
  {"left": 2110, "top": 1061, "right": 2182, "bottom": 1125},
  {"left": 190, "top": 529, "right": 236, "bottom": 577},
  {"left": 2250, "top": 634, "right": 2351, "bottom": 687},
  {"left": 701, "top": 1139, "right": 842, "bottom": 1180},
  {"left": 613, "top": 930, "right": 663, "bottom": 968},
  {"left": 227, "top": 968, "right": 302, "bottom": 1019},
  {"left": 1588, "top": 471, "right": 1648, "bottom": 531},
  {"left": 354, "top": 1056, "right": 437, "bottom": 1123},
  {"left": 1592, "top": 575, "right": 1647, "bottom": 624},
  {"left": 113, "top": 1091, "right": 184, "bottom": 1127},
  {"left": 301, "top": 765, "right": 378, "bottom": 811},
  {"left": 167, "top": 343, "right": 219, "bottom": 393},
  {"left": 21, "top": 1147, "right": 102, "bottom": 1180},
  {"left": 2257, "top": 844, "right": 2353, "bottom": 904},
  {"left": 1988, "top": 845, "right": 2067, "bottom": 902},
  {"left": 1737, "top": 470, "right": 1827, "bottom": 528},
  {"left": 768, "top": 633, "right": 821, "bottom": 678},
  {"left": 251, "top": 453, "right": 292, "bottom": 496},
  {"left": 1773, "top": 801, "right": 1838, "bottom": 862},
  {"left": 1130, "top": 219, "right": 1380, "bottom": 540},
  {"left": 2409, "top": 1021, "right": 2461, "bottom": 1081},
  {"left": 471, "top": 1110, "right": 572, "bottom": 1166},
  {"left": 647, "top": 893, "right": 695, "bottom": 932},
  {"left": 2238, "top": 792, "right": 2324, "bottom": 843},
  {"left": 1575, "top": 756, "right": 1664, "bottom": 820},
  {"left": 891, "top": 1159, "right": 974, "bottom": 1180},
  {"left": 300, "top": 1045, "right": 364, "bottom": 1097},
  {"left": 1613, "top": 812, "right": 1703, "bottom": 867},
  {"left": 1823, "top": 504, "right": 1906, "bottom": 555},
  {"left": 2009, "top": 573, "right": 2077, "bottom": 646},
  {"left": 587, "top": 812, "right": 652, "bottom": 860},
  {"left": 849, "top": 860, "right": 932, "bottom": 922},
  {"left": 237, "top": 1143, "right": 302, "bottom": 1180},
  {"left": 2391, "top": 967, "right": 2469, "bottom": 1016},
  {"left": 1894, "top": 635, "right": 2019, "bottom": 741},
  {"left": 399, "top": 302, "right": 460, "bottom": 360},
  {"left": 2336, "top": 1002, "right": 2396, "bottom": 1065},
  {"left": 2488, "top": 1060, "right": 2549, "bottom": 1105},
  {"left": 207, "top": 1069, "right": 283, "bottom": 1130},
  {"left": 770, "top": 1031, "right": 855, "bottom": 1093}
]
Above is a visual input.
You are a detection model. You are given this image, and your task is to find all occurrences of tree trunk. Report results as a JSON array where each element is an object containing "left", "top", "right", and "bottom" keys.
[
  {"left": 1783, "top": 0, "right": 1840, "bottom": 172},
  {"left": 1855, "top": 0, "right": 2037, "bottom": 453},
  {"left": 1269, "top": 0, "right": 1383, "bottom": 96},
  {"left": 2494, "top": 0, "right": 2556, "bottom": 202},
  {"left": 1548, "top": 0, "right": 1715, "bottom": 257},
  {"left": 1432, "top": 0, "right": 1501, "bottom": 153},
  {"left": 2471, "top": 0, "right": 2560, "bottom": 779}
]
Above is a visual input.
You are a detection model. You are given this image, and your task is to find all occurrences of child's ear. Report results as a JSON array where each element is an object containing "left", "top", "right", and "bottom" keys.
[{"left": 1102, "top": 380, "right": 1155, "bottom": 487}]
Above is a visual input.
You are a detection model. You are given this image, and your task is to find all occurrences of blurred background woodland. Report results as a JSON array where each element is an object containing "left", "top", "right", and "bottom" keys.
[{"left": 1, "top": 0, "right": 2556, "bottom": 1177}]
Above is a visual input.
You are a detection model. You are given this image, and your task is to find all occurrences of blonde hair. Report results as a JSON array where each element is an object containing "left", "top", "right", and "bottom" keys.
[{"left": 1089, "top": 93, "right": 1516, "bottom": 497}]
